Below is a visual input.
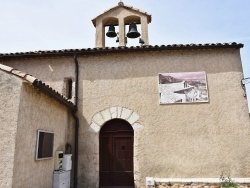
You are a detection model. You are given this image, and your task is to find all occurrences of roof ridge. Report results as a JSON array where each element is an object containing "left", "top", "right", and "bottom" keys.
[
  {"left": 91, "top": 3, "right": 151, "bottom": 26},
  {"left": 0, "top": 63, "right": 37, "bottom": 83}
]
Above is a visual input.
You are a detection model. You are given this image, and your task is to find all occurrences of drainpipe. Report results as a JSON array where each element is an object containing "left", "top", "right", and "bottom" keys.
[{"left": 73, "top": 54, "right": 79, "bottom": 188}]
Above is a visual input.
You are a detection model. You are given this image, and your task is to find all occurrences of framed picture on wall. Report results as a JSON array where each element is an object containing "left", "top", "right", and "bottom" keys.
[{"left": 158, "top": 71, "right": 209, "bottom": 104}]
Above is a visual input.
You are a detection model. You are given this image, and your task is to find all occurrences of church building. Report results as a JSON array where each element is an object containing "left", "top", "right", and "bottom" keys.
[{"left": 0, "top": 2, "right": 250, "bottom": 188}]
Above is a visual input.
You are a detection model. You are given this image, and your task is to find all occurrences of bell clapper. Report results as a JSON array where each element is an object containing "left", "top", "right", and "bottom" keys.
[
  {"left": 116, "top": 32, "right": 119, "bottom": 43},
  {"left": 139, "top": 38, "right": 145, "bottom": 45}
]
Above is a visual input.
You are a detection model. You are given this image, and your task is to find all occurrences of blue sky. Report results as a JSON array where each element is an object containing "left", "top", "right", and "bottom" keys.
[{"left": 0, "top": 0, "right": 249, "bottom": 111}]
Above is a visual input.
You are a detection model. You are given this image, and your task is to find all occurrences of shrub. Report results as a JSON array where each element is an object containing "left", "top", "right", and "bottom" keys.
[{"left": 220, "top": 172, "right": 238, "bottom": 188}]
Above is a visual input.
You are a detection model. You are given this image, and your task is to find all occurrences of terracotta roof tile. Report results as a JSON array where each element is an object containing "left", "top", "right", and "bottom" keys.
[
  {"left": 0, "top": 64, "right": 76, "bottom": 110},
  {"left": 0, "top": 64, "right": 13, "bottom": 72},
  {"left": 0, "top": 63, "right": 37, "bottom": 84},
  {"left": 0, "top": 42, "right": 243, "bottom": 59}
]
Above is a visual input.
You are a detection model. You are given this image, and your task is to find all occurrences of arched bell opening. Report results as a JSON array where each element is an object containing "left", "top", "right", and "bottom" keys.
[
  {"left": 124, "top": 15, "right": 143, "bottom": 46},
  {"left": 103, "top": 17, "right": 119, "bottom": 47},
  {"left": 99, "top": 119, "right": 135, "bottom": 187},
  {"left": 124, "top": 15, "right": 141, "bottom": 25}
]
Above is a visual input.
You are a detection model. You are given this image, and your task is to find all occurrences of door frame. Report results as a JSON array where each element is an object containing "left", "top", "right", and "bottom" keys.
[
  {"left": 99, "top": 119, "right": 134, "bottom": 187},
  {"left": 89, "top": 107, "right": 143, "bottom": 188}
]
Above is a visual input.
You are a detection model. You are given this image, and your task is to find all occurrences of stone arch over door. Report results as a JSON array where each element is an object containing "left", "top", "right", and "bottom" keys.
[
  {"left": 89, "top": 106, "right": 143, "bottom": 187},
  {"left": 89, "top": 107, "right": 142, "bottom": 133}
]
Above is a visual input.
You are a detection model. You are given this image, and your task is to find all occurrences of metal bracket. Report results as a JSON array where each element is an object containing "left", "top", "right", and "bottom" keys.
[{"left": 241, "top": 77, "right": 250, "bottom": 97}]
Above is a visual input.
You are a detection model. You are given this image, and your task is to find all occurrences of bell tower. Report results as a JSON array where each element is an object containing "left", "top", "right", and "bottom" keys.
[{"left": 92, "top": 2, "right": 151, "bottom": 47}]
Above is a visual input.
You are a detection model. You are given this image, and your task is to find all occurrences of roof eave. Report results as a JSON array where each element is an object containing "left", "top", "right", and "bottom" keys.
[
  {"left": 32, "top": 80, "right": 77, "bottom": 111},
  {"left": 0, "top": 63, "right": 76, "bottom": 111},
  {"left": 0, "top": 43, "right": 244, "bottom": 59}
]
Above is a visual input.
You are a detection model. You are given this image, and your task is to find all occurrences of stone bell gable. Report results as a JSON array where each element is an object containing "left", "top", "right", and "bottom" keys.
[{"left": 92, "top": 2, "right": 151, "bottom": 47}]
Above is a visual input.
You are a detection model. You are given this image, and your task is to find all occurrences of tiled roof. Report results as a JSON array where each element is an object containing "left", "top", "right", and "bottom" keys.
[
  {"left": 0, "top": 64, "right": 76, "bottom": 110},
  {"left": 92, "top": 2, "right": 152, "bottom": 26},
  {"left": 0, "top": 42, "right": 243, "bottom": 59}
]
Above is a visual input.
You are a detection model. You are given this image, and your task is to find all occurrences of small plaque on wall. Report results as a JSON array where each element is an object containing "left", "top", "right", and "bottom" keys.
[{"left": 158, "top": 71, "right": 209, "bottom": 104}]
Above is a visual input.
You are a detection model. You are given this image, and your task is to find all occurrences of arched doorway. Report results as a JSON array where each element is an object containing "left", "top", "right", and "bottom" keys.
[{"left": 99, "top": 119, "right": 134, "bottom": 188}]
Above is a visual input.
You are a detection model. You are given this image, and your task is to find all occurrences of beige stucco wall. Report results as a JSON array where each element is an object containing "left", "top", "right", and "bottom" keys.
[
  {"left": 2, "top": 48, "right": 250, "bottom": 188},
  {"left": 77, "top": 48, "right": 250, "bottom": 187},
  {"left": 11, "top": 83, "right": 70, "bottom": 188},
  {"left": 0, "top": 72, "right": 22, "bottom": 188}
]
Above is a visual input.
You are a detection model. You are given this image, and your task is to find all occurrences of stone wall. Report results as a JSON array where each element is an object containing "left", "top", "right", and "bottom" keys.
[
  {"left": 155, "top": 182, "right": 250, "bottom": 188},
  {"left": 77, "top": 49, "right": 250, "bottom": 187},
  {"left": 153, "top": 178, "right": 250, "bottom": 188},
  {"left": 0, "top": 72, "right": 22, "bottom": 188},
  {"left": 12, "top": 84, "right": 70, "bottom": 188},
  {"left": 2, "top": 48, "right": 250, "bottom": 188}
]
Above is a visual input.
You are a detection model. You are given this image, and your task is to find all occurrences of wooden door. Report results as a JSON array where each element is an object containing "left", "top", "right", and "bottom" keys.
[{"left": 100, "top": 119, "right": 134, "bottom": 188}]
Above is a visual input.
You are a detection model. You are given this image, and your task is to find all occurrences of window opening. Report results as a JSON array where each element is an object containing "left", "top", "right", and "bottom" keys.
[{"left": 64, "top": 78, "right": 73, "bottom": 99}]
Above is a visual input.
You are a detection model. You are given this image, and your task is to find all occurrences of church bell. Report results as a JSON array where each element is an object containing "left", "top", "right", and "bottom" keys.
[
  {"left": 126, "top": 23, "right": 141, "bottom": 39},
  {"left": 106, "top": 25, "right": 117, "bottom": 38}
]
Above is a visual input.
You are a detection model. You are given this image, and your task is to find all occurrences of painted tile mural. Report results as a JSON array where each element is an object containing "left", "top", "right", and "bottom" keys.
[{"left": 158, "top": 71, "right": 209, "bottom": 104}]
